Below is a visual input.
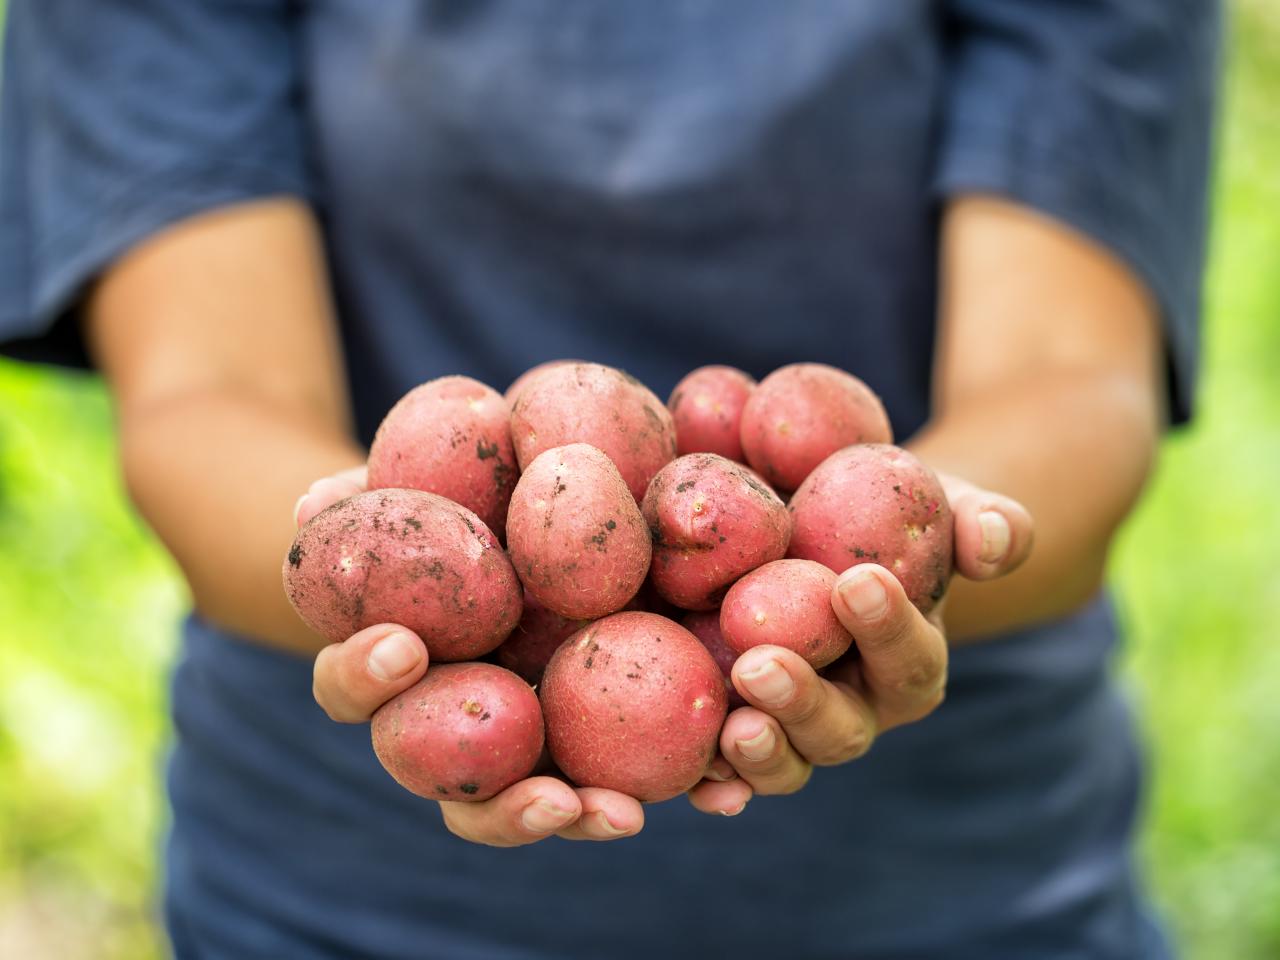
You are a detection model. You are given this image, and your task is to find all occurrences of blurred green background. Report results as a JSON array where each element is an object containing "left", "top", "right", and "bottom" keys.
[{"left": 1, "top": 3, "right": 1277, "bottom": 958}]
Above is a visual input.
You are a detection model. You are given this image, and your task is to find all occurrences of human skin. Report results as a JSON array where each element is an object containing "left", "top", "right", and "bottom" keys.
[{"left": 86, "top": 193, "right": 1157, "bottom": 841}]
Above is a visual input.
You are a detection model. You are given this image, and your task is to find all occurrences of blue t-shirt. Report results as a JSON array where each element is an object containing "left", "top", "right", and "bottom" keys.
[{"left": 1, "top": 3, "right": 1218, "bottom": 958}]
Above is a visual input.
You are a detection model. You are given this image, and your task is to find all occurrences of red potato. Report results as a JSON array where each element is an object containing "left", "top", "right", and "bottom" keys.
[
  {"left": 668, "top": 365, "right": 756, "bottom": 461},
  {"left": 510, "top": 362, "right": 677, "bottom": 502},
  {"left": 371, "top": 662, "right": 544, "bottom": 802},
  {"left": 682, "top": 610, "right": 747, "bottom": 710},
  {"left": 367, "top": 376, "right": 518, "bottom": 536},
  {"left": 719, "top": 559, "right": 853, "bottom": 669},
  {"left": 739, "top": 363, "right": 892, "bottom": 492},
  {"left": 496, "top": 593, "right": 592, "bottom": 686},
  {"left": 504, "top": 359, "right": 581, "bottom": 407},
  {"left": 540, "top": 612, "right": 728, "bottom": 802},
  {"left": 642, "top": 453, "right": 791, "bottom": 610},
  {"left": 788, "top": 443, "right": 953, "bottom": 614},
  {"left": 506, "top": 443, "right": 651, "bottom": 620},
  {"left": 283, "top": 489, "right": 521, "bottom": 661}
]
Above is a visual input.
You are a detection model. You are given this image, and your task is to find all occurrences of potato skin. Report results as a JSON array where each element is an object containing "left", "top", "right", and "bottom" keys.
[
  {"left": 642, "top": 453, "right": 791, "bottom": 610},
  {"left": 787, "top": 444, "right": 953, "bottom": 614},
  {"left": 720, "top": 559, "right": 853, "bottom": 669},
  {"left": 681, "top": 610, "right": 747, "bottom": 710},
  {"left": 505, "top": 444, "right": 651, "bottom": 620},
  {"left": 504, "top": 359, "right": 580, "bottom": 407},
  {"left": 510, "top": 362, "right": 677, "bottom": 502},
  {"left": 371, "top": 663, "right": 543, "bottom": 802},
  {"left": 668, "top": 365, "right": 756, "bottom": 462},
  {"left": 367, "top": 376, "right": 519, "bottom": 536},
  {"left": 541, "top": 612, "right": 728, "bottom": 802},
  {"left": 496, "top": 593, "right": 592, "bottom": 686},
  {"left": 740, "top": 363, "right": 892, "bottom": 492},
  {"left": 283, "top": 489, "right": 521, "bottom": 660}
]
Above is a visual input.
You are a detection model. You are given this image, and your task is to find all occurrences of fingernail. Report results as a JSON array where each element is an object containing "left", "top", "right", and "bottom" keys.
[
  {"left": 367, "top": 632, "right": 422, "bottom": 681},
  {"left": 521, "top": 799, "right": 576, "bottom": 833},
  {"left": 978, "top": 511, "right": 1011, "bottom": 563},
  {"left": 739, "top": 659, "right": 795, "bottom": 707},
  {"left": 717, "top": 801, "right": 748, "bottom": 817},
  {"left": 593, "top": 812, "right": 629, "bottom": 836},
  {"left": 293, "top": 494, "right": 309, "bottom": 525},
  {"left": 838, "top": 570, "right": 887, "bottom": 622},
  {"left": 735, "top": 725, "right": 777, "bottom": 762}
]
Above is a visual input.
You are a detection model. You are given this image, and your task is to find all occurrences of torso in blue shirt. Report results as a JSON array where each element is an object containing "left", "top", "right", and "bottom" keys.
[{"left": 3, "top": 2, "right": 1192, "bottom": 958}]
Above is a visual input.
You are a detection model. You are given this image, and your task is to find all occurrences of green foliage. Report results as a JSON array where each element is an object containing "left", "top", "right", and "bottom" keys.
[{"left": 0, "top": 3, "right": 1276, "bottom": 958}]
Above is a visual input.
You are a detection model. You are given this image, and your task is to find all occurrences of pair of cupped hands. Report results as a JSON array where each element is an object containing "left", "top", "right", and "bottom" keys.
[{"left": 298, "top": 465, "right": 1032, "bottom": 847}]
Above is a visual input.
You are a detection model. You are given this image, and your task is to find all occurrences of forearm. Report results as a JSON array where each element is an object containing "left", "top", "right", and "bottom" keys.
[
  {"left": 910, "top": 368, "right": 1156, "bottom": 642},
  {"left": 121, "top": 390, "right": 362, "bottom": 653}
]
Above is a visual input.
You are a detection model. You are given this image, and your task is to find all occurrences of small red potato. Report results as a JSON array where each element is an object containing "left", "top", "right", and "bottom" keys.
[
  {"left": 367, "top": 375, "right": 518, "bottom": 536},
  {"left": 682, "top": 610, "right": 747, "bottom": 710},
  {"left": 788, "top": 444, "right": 953, "bottom": 613},
  {"left": 510, "top": 362, "right": 677, "bottom": 502},
  {"left": 371, "top": 662, "right": 544, "bottom": 802},
  {"left": 496, "top": 593, "right": 592, "bottom": 686},
  {"left": 504, "top": 359, "right": 582, "bottom": 407},
  {"left": 505, "top": 444, "right": 651, "bottom": 620},
  {"left": 739, "top": 363, "right": 892, "bottom": 492},
  {"left": 541, "top": 612, "right": 728, "bottom": 802},
  {"left": 642, "top": 453, "right": 791, "bottom": 610},
  {"left": 283, "top": 490, "right": 521, "bottom": 661},
  {"left": 668, "top": 365, "right": 756, "bottom": 461},
  {"left": 719, "top": 559, "right": 853, "bottom": 669}
]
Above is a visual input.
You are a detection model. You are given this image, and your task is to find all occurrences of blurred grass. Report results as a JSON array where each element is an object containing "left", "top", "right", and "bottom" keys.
[{"left": 0, "top": 3, "right": 1277, "bottom": 958}]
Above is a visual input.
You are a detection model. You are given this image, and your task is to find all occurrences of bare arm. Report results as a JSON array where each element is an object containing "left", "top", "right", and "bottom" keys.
[
  {"left": 85, "top": 198, "right": 364, "bottom": 654},
  {"left": 912, "top": 195, "right": 1163, "bottom": 641}
]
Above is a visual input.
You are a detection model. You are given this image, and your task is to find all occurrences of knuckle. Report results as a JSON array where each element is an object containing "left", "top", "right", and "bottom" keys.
[
  {"left": 890, "top": 655, "right": 946, "bottom": 700},
  {"left": 811, "top": 724, "right": 874, "bottom": 767},
  {"left": 776, "top": 684, "right": 824, "bottom": 727}
]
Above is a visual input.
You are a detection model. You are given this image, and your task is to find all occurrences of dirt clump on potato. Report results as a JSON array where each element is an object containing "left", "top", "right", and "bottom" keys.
[
  {"left": 540, "top": 612, "right": 727, "bottom": 802},
  {"left": 283, "top": 489, "right": 521, "bottom": 660},
  {"left": 371, "top": 662, "right": 544, "bottom": 802},
  {"left": 788, "top": 443, "right": 953, "bottom": 613}
]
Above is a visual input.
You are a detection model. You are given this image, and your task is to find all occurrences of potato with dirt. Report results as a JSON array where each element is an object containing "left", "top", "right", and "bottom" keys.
[
  {"left": 371, "top": 662, "right": 544, "bottom": 802},
  {"left": 506, "top": 443, "right": 651, "bottom": 620},
  {"left": 719, "top": 559, "right": 853, "bottom": 669},
  {"left": 641, "top": 453, "right": 791, "bottom": 610},
  {"left": 739, "top": 363, "right": 892, "bottom": 492},
  {"left": 787, "top": 443, "right": 953, "bottom": 613},
  {"left": 668, "top": 365, "right": 756, "bottom": 461},
  {"left": 540, "top": 612, "right": 728, "bottom": 802},
  {"left": 283, "top": 489, "right": 521, "bottom": 661},
  {"left": 367, "top": 375, "right": 519, "bottom": 535},
  {"left": 510, "top": 362, "right": 676, "bottom": 502}
]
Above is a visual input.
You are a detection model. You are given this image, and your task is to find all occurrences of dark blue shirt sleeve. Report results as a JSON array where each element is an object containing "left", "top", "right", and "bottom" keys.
[
  {"left": 934, "top": 0, "right": 1220, "bottom": 424},
  {"left": 0, "top": 0, "right": 312, "bottom": 367}
]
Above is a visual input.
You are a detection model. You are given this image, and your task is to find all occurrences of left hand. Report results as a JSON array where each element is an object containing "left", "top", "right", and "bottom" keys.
[{"left": 687, "top": 472, "right": 1033, "bottom": 815}]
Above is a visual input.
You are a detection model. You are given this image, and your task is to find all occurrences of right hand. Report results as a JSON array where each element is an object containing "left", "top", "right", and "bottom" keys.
[{"left": 296, "top": 467, "right": 649, "bottom": 847}]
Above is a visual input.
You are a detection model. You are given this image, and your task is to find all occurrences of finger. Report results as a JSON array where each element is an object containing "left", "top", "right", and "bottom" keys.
[
  {"left": 832, "top": 565, "right": 947, "bottom": 729},
  {"left": 719, "top": 707, "right": 812, "bottom": 795},
  {"left": 554, "top": 788, "right": 645, "bottom": 841},
  {"left": 440, "top": 777, "right": 582, "bottom": 847},
  {"left": 950, "top": 490, "right": 1034, "bottom": 581},
  {"left": 312, "top": 623, "right": 428, "bottom": 723},
  {"left": 731, "top": 647, "right": 876, "bottom": 766},
  {"left": 295, "top": 467, "right": 369, "bottom": 527},
  {"left": 687, "top": 777, "right": 753, "bottom": 816}
]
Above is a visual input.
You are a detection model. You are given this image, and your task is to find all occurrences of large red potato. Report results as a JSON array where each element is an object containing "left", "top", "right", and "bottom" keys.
[
  {"left": 719, "top": 559, "right": 853, "bottom": 669},
  {"left": 510, "top": 362, "right": 677, "bottom": 502},
  {"left": 504, "top": 359, "right": 581, "bottom": 407},
  {"left": 739, "top": 363, "right": 892, "bottom": 492},
  {"left": 682, "top": 610, "right": 747, "bottom": 710},
  {"left": 540, "top": 612, "right": 728, "bottom": 802},
  {"left": 371, "top": 663, "right": 544, "bottom": 802},
  {"left": 788, "top": 444, "right": 953, "bottom": 613},
  {"left": 642, "top": 453, "right": 791, "bottom": 610},
  {"left": 505, "top": 444, "right": 651, "bottom": 620},
  {"left": 367, "top": 376, "right": 518, "bottom": 535},
  {"left": 668, "top": 365, "right": 756, "bottom": 462},
  {"left": 283, "top": 489, "right": 521, "bottom": 661}
]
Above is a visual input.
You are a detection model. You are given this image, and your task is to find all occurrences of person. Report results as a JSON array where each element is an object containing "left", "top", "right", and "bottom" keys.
[{"left": 0, "top": 2, "right": 1218, "bottom": 957}]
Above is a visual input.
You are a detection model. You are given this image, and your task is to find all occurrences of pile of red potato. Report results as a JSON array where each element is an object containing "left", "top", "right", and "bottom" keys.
[{"left": 283, "top": 362, "right": 952, "bottom": 803}]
